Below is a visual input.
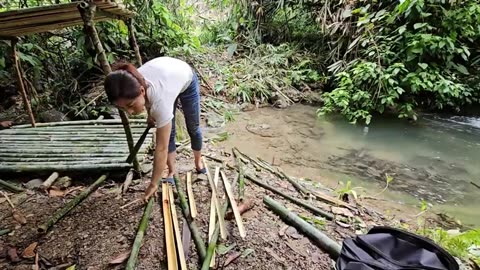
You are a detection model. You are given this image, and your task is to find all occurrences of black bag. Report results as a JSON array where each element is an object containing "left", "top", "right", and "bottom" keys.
[{"left": 336, "top": 226, "right": 459, "bottom": 270}]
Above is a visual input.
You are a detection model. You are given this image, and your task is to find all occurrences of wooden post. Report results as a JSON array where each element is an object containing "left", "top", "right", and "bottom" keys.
[
  {"left": 11, "top": 38, "right": 36, "bottom": 127},
  {"left": 78, "top": 1, "right": 140, "bottom": 172},
  {"left": 126, "top": 18, "right": 142, "bottom": 65}
]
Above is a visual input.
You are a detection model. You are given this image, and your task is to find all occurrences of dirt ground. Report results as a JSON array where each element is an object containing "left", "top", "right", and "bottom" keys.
[
  {"left": 0, "top": 137, "right": 438, "bottom": 270},
  {"left": 1, "top": 102, "right": 450, "bottom": 270}
]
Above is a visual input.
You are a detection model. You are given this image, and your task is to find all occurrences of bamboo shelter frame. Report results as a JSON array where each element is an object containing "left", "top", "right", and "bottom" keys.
[{"left": 0, "top": 0, "right": 143, "bottom": 171}]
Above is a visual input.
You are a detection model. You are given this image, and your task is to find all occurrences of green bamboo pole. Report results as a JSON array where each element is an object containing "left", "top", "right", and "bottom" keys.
[
  {"left": 201, "top": 201, "right": 229, "bottom": 270},
  {"left": 1, "top": 164, "right": 130, "bottom": 173},
  {"left": 233, "top": 147, "right": 310, "bottom": 196},
  {"left": 38, "top": 174, "right": 108, "bottom": 233},
  {"left": 125, "top": 197, "right": 154, "bottom": 270},
  {"left": 0, "top": 179, "right": 24, "bottom": 193},
  {"left": 236, "top": 156, "right": 245, "bottom": 201},
  {"left": 0, "top": 229, "right": 11, "bottom": 236},
  {"left": 264, "top": 196, "right": 341, "bottom": 259},
  {"left": 0, "top": 153, "right": 134, "bottom": 158},
  {"left": 12, "top": 119, "right": 146, "bottom": 129},
  {"left": 173, "top": 175, "right": 207, "bottom": 261},
  {"left": 240, "top": 173, "right": 333, "bottom": 220}
]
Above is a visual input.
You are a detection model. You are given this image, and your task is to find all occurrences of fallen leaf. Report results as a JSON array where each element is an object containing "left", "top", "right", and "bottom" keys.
[
  {"left": 264, "top": 247, "right": 284, "bottom": 263},
  {"left": 0, "top": 197, "right": 7, "bottom": 204},
  {"left": 279, "top": 225, "right": 289, "bottom": 237},
  {"left": 223, "top": 251, "right": 241, "bottom": 267},
  {"left": 7, "top": 246, "right": 20, "bottom": 262},
  {"left": 332, "top": 206, "right": 354, "bottom": 217},
  {"left": 12, "top": 210, "right": 27, "bottom": 225},
  {"left": 21, "top": 242, "right": 38, "bottom": 258},
  {"left": 217, "top": 244, "right": 236, "bottom": 255},
  {"left": 286, "top": 226, "right": 303, "bottom": 239},
  {"left": 241, "top": 248, "right": 255, "bottom": 258},
  {"left": 109, "top": 250, "right": 130, "bottom": 265},
  {"left": 66, "top": 265, "right": 76, "bottom": 270},
  {"left": 49, "top": 188, "right": 65, "bottom": 197}
]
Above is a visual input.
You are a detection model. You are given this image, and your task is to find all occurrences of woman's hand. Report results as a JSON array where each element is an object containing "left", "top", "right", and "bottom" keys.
[{"left": 143, "top": 182, "right": 158, "bottom": 202}]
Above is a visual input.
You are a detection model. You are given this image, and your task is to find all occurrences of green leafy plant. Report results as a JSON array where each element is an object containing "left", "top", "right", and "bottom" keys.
[{"left": 335, "top": 180, "right": 362, "bottom": 200}]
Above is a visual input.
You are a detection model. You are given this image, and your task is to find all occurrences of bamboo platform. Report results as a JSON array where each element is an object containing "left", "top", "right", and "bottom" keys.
[{"left": 0, "top": 119, "right": 153, "bottom": 173}]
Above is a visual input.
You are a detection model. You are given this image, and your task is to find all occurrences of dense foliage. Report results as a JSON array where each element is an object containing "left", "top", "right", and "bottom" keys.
[
  {"left": 0, "top": 0, "right": 198, "bottom": 120},
  {"left": 232, "top": 0, "right": 480, "bottom": 123}
]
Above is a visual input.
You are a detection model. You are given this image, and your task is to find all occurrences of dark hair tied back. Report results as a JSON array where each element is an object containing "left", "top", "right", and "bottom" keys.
[{"left": 104, "top": 62, "right": 147, "bottom": 102}]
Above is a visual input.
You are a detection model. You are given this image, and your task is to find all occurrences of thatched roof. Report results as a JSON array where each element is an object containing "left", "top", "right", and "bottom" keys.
[{"left": 0, "top": 0, "right": 134, "bottom": 38}]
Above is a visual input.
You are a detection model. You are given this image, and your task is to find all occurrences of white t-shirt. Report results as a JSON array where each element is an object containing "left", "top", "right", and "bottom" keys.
[{"left": 138, "top": 57, "right": 193, "bottom": 128}]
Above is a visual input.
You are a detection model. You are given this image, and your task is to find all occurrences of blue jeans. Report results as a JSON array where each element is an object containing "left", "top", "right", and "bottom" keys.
[{"left": 168, "top": 72, "right": 202, "bottom": 153}]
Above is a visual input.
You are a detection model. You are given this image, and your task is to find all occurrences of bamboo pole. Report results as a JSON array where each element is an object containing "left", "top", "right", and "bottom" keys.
[
  {"left": 125, "top": 197, "right": 154, "bottom": 270},
  {"left": 0, "top": 153, "right": 141, "bottom": 158},
  {"left": 235, "top": 154, "right": 245, "bottom": 201},
  {"left": 246, "top": 174, "right": 333, "bottom": 220},
  {"left": 78, "top": 2, "right": 140, "bottom": 172},
  {"left": 168, "top": 185, "right": 187, "bottom": 270},
  {"left": 220, "top": 170, "right": 246, "bottom": 238},
  {"left": 186, "top": 172, "right": 197, "bottom": 218},
  {"left": 162, "top": 183, "right": 178, "bottom": 270},
  {"left": 263, "top": 196, "right": 341, "bottom": 259},
  {"left": 0, "top": 164, "right": 130, "bottom": 173},
  {"left": 201, "top": 201, "right": 229, "bottom": 270},
  {"left": 38, "top": 174, "right": 108, "bottom": 233},
  {"left": 0, "top": 179, "right": 25, "bottom": 193},
  {"left": 11, "top": 119, "right": 145, "bottom": 128},
  {"left": 203, "top": 158, "right": 227, "bottom": 239},
  {"left": 126, "top": 18, "right": 142, "bottom": 65},
  {"left": 11, "top": 39, "right": 35, "bottom": 127},
  {"left": 173, "top": 176, "right": 206, "bottom": 261},
  {"left": 40, "top": 172, "right": 59, "bottom": 190},
  {"left": 233, "top": 148, "right": 310, "bottom": 197},
  {"left": 208, "top": 167, "right": 220, "bottom": 267},
  {"left": 126, "top": 126, "right": 151, "bottom": 163}
]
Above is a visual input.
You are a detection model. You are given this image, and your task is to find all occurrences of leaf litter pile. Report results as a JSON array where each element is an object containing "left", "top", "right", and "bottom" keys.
[{"left": 1, "top": 140, "right": 415, "bottom": 270}]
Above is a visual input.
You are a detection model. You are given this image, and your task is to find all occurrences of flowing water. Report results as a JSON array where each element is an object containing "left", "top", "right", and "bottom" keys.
[{"left": 221, "top": 105, "right": 480, "bottom": 226}]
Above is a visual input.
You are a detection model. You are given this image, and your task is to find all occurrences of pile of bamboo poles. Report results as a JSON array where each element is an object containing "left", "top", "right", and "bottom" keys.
[{"left": 0, "top": 119, "right": 152, "bottom": 173}]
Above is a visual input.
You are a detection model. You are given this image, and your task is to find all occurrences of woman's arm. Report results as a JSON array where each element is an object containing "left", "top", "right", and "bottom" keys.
[{"left": 143, "top": 122, "right": 172, "bottom": 201}]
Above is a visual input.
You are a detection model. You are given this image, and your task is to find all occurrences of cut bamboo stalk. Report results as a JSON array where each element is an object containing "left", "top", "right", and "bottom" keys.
[
  {"left": 0, "top": 179, "right": 24, "bottom": 193},
  {"left": 38, "top": 174, "right": 108, "bottom": 233},
  {"left": 12, "top": 39, "right": 35, "bottom": 127},
  {"left": 0, "top": 153, "right": 142, "bottom": 158},
  {"left": 40, "top": 172, "right": 59, "bottom": 190},
  {"left": 0, "top": 163, "right": 131, "bottom": 173},
  {"left": 125, "top": 197, "right": 154, "bottom": 270},
  {"left": 235, "top": 153, "right": 245, "bottom": 201},
  {"left": 233, "top": 148, "right": 310, "bottom": 196},
  {"left": 208, "top": 167, "right": 220, "bottom": 267},
  {"left": 121, "top": 169, "right": 135, "bottom": 194},
  {"left": 12, "top": 119, "right": 146, "bottom": 129},
  {"left": 263, "top": 196, "right": 341, "bottom": 259},
  {"left": 162, "top": 183, "right": 178, "bottom": 270},
  {"left": 203, "top": 157, "right": 227, "bottom": 240},
  {"left": 168, "top": 185, "right": 187, "bottom": 270},
  {"left": 246, "top": 174, "right": 333, "bottom": 220},
  {"left": 173, "top": 176, "right": 206, "bottom": 261},
  {"left": 201, "top": 201, "right": 229, "bottom": 270},
  {"left": 220, "top": 170, "right": 246, "bottom": 238},
  {"left": 186, "top": 172, "right": 197, "bottom": 218}
]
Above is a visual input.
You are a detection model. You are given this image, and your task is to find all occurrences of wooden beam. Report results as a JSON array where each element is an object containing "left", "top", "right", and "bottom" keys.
[
  {"left": 126, "top": 18, "right": 142, "bottom": 65},
  {"left": 220, "top": 170, "right": 246, "bottom": 238},
  {"left": 11, "top": 39, "right": 35, "bottom": 127},
  {"left": 186, "top": 172, "right": 197, "bottom": 218}
]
